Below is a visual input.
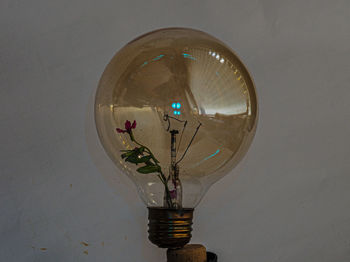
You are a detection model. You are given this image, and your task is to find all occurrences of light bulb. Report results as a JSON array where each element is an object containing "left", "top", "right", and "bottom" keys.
[{"left": 94, "top": 28, "right": 258, "bottom": 248}]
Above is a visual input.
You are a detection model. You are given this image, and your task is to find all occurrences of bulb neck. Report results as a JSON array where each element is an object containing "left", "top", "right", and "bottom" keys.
[
  {"left": 148, "top": 207, "right": 194, "bottom": 249},
  {"left": 164, "top": 164, "right": 182, "bottom": 209}
]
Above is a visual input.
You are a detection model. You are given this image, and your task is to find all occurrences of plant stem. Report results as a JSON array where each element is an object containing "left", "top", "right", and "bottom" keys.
[{"left": 130, "top": 132, "right": 174, "bottom": 208}]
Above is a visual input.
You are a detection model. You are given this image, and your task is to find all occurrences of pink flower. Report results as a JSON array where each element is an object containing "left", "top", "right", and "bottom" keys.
[{"left": 116, "top": 120, "right": 136, "bottom": 134}]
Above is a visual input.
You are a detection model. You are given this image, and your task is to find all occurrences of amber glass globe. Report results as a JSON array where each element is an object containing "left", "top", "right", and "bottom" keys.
[{"left": 95, "top": 28, "right": 258, "bottom": 209}]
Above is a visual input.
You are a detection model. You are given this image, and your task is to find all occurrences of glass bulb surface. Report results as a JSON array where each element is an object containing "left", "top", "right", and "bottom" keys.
[{"left": 95, "top": 28, "right": 258, "bottom": 208}]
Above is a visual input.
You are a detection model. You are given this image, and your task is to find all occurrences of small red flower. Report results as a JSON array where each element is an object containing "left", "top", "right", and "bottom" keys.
[{"left": 116, "top": 120, "right": 136, "bottom": 134}]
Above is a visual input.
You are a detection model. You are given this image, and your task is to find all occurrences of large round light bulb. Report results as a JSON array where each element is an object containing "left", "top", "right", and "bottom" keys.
[{"left": 95, "top": 28, "right": 258, "bottom": 248}]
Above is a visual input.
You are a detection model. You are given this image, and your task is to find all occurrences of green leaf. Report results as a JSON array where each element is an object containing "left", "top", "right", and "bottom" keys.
[
  {"left": 121, "top": 147, "right": 144, "bottom": 157},
  {"left": 125, "top": 154, "right": 152, "bottom": 165},
  {"left": 145, "top": 160, "right": 153, "bottom": 166},
  {"left": 121, "top": 150, "right": 134, "bottom": 159},
  {"left": 125, "top": 154, "right": 141, "bottom": 164},
  {"left": 138, "top": 155, "right": 152, "bottom": 163},
  {"left": 137, "top": 165, "right": 160, "bottom": 174},
  {"left": 138, "top": 147, "right": 145, "bottom": 153}
]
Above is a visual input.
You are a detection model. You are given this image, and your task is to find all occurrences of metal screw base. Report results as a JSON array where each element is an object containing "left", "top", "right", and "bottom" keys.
[{"left": 148, "top": 207, "right": 194, "bottom": 249}]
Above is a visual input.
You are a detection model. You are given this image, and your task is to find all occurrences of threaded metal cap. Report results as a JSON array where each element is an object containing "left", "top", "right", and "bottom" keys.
[{"left": 148, "top": 207, "right": 194, "bottom": 249}]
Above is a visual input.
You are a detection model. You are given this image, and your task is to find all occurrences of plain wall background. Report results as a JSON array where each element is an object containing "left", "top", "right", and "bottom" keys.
[{"left": 1, "top": 0, "right": 349, "bottom": 261}]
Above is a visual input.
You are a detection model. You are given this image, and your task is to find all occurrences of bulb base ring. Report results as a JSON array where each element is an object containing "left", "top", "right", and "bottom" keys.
[{"left": 148, "top": 207, "right": 194, "bottom": 249}]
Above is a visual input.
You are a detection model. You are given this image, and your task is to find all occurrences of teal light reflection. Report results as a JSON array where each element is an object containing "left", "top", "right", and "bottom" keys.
[
  {"left": 182, "top": 53, "right": 196, "bottom": 61},
  {"left": 203, "top": 149, "right": 220, "bottom": 161},
  {"left": 153, "top": 54, "right": 164, "bottom": 61},
  {"left": 192, "top": 149, "right": 221, "bottom": 168}
]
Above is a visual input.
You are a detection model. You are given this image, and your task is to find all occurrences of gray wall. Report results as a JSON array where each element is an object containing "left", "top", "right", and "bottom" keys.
[{"left": 1, "top": 0, "right": 349, "bottom": 261}]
